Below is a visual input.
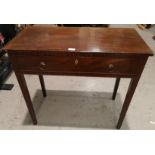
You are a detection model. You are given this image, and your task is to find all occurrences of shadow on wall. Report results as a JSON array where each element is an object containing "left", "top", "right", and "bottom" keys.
[{"left": 23, "top": 90, "right": 129, "bottom": 129}]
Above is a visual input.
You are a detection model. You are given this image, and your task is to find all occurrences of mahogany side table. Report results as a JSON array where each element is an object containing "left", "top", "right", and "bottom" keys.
[{"left": 3, "top": 26, "right": 153, "bottom": 129}]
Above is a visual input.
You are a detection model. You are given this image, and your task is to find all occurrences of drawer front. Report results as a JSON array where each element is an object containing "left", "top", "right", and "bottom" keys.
[{"left": 11, "top": 55, "right": 142, "bottom": 75}]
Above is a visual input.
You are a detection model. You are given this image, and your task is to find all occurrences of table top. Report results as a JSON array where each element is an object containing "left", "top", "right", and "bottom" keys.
[{"left": 4, "top": 26, "right": 153, "bottom": 56}]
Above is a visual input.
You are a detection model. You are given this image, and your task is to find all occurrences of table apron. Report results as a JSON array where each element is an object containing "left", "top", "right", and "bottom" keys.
[{"left": 9, "top": 54, "right": 148, "bottom": 78}]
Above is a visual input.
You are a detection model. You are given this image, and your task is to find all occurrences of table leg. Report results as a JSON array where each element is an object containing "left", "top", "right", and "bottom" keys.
[
  {"left": 39, "top": 75, "right": 47, "bottom": 97},
  {"left": 112, "top": 78, "right": 120, "bottom": 100},
  {"left": 116, "top": 76, "right": 140, "bottom": 129},
  {"left": 15, "top": 72, "right": 37, "bottom": 125}
]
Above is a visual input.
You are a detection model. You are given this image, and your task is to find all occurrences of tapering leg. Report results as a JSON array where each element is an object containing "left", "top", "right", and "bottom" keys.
[
  {"left": 116, "top": 76, "right": 140, "bottom": 129},
  {"left": 39, "top": 75, "right": 46, "bottom": 97},
  {"left": 15, "top": 72, "right": 37, "bottom": 125},
  {"left": 112, "top": 78, "right": 120, "bottom": 100}
]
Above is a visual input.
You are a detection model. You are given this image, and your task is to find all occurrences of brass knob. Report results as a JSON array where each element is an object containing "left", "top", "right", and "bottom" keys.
[
  {"left": 108, "top": 64, "right": 114, "bottom": 71},
  {"left": 75, "top": 59, "right": 79, "bottom": 65},
  {"left": 40, "top": 61, "right": 46, "bottom": 70},
  {"left": 40, "top": 61, "right": 46, "bottom": 66}
]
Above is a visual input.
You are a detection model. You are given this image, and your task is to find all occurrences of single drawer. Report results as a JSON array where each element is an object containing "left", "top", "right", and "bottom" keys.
[{"left": 10, "top": 55, "right": 143, "bottom": 75}]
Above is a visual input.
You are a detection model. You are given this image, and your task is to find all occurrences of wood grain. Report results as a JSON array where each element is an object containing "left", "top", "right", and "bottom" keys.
[
  {"left": 4, "top": 26, "right": 153, "bottom": 56},
  {"left": 10, "top": 55, "right": 147, "bottom": 76}
]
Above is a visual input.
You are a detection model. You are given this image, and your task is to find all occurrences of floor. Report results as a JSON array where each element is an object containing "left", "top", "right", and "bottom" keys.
[{"left": 0, "top": 24, "right": 155, "bottom": 130}]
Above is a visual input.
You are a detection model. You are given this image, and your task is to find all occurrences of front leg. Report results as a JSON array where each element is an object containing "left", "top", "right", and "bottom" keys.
[
  {"left": 15, "top": 72, "right": 37, "bottom": 125},
  {"left": 116, "top": 76, "right": 140, "bottom": 129}
]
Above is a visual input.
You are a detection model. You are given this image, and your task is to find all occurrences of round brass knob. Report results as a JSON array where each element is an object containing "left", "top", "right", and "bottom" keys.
[
  {"left": 40, "top": 61, "right": 46, "bottom": 66},
  {"left": 75, "top": 59, "right": 79, "bottom": 65},
  {"left": 108, "top": 64, "right": 114, "bottom": 71},
  {"left": 40, "top": 61, "right": 46, "bottom": 70}
]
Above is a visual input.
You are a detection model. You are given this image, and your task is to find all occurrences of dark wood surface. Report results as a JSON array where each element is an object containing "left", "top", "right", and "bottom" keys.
[
  {"left": 4, "top": 26, "right": 153, "bottom": 129},
  {"left": 9, "top": 55, "right": 147, "bottom": 76},
  {"left": 4, "top": 26, "right": 153, "bottom": 56}
]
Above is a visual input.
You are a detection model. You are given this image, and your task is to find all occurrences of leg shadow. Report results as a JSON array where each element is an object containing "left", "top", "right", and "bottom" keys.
[{"left": 23, "top": 90, "right": 129, "bottom": 129}]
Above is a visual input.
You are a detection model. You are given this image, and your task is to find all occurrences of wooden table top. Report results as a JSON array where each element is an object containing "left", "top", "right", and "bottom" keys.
[{"left": 4, "top": 26, "right": 153, "bottom": 56}]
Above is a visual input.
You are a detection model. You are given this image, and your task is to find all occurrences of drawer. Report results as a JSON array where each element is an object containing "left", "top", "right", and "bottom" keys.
[{"left": 11, "top": 55, "right": 141, "bottom": 75}]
